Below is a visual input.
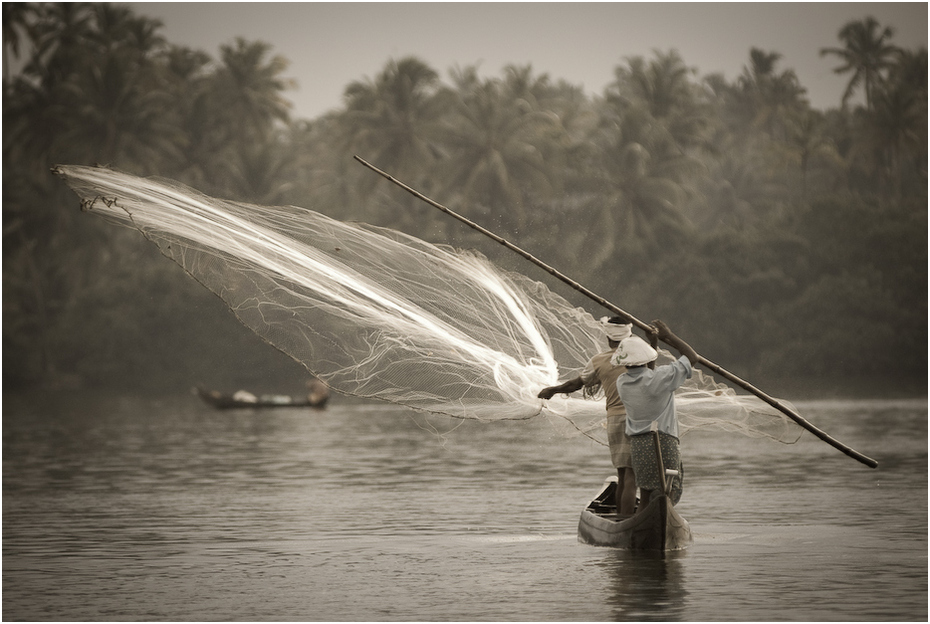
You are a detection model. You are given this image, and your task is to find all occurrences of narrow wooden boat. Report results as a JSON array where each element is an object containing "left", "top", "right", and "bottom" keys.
[
  {"left": 195, "top": 385, "right": 329, "bottom": 410},
  {"left": 578, "top": 476, "right": 692, "bottom": 550}
]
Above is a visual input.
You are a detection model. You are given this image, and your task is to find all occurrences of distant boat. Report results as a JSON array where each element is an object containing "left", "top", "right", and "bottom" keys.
[{"left": 195, "top": 380, "right": 329, "bottom": 410}]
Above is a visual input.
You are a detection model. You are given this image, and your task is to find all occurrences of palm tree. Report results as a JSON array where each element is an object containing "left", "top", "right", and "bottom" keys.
[
  {"left": 820, "top": 16, "right": 901, "bottom": 110},
  {"left": 500, "top": 63, "right": 562, "bottom": 112},
  {"left": 737, "top": 48, "right": 808, "bottom": 139},
  {"left": 607, "top": 49, "right": 711, "bottom": 152},
  {"left": 342, "top": 56, "right": 446, "bottom": 185},
  {"left": 832, "top": 46, "right": 927, "bottom": 196},
  {"left": 438, "top": 66, "right": 563, "bottom": 232},
  {"left": 600, "top": 127, "right": 690, "bottom": 253},
  {"left": 2, "top": 3, "right": 33, "bottom": 83},
  {"left": 890, "top": 47, "right": 928, "bottom": 190},
  {"left": 612, "top": 51, "right": 692, "bottom": 118},
  {"left": 62, "top": 51, "right": 182, "bottom": 167},
  {"left": 158, "top": 45, "right": 220, "bottom": 185},
  {"left": 784, "top": 110, "right": 843, "bottom": 198},
  {"left": 581, "top": 105, "right": 694, "bottom": 266},
  {"left": 216, "top": 37, "right": 294, "bottom": 139},
  {"left": 860, "top": 66, "right": 926, "bottom": 196},
  {"left": 499, "top": 64, "right": 600, "bottom": 191},
  {"left": 89, "top": 3, "right": 162, "bottom": 52},
  {"left": 223, "top": 132, "right": 297, "bottom": 205},
  {"left": 54, "top": 6, "right": 180, "bottom": 168},
  {"left": 4, "top": 3, "right": 94, "bottom": 163},
  {"left": 599, "top": 51, "right": 710, "bottom": 240},
  {"left": 4, "top": 3, "right": 180, "bottom": 169},
  {"left": 2, "top": 3, "right": 190, "bottom": 383}
]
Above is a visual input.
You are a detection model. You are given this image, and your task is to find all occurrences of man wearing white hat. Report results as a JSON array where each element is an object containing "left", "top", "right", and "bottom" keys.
[
  {"left": 612, "top": 319, "right": 698, "bottom": 511},
  {"left": 537, "top": 315, "right": 637, "bottom": 518}
]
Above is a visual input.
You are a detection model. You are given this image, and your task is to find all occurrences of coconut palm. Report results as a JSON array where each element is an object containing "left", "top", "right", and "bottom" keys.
[
  {"left": 833, "top": 46, "right": 927, "bottom": 195},
  {"left": 215, "top": 38, "right": 294, "bottom": 139},
  {"left": 158, "top": 46, "right": 221, "bottom": 185},
  {"left": 603, "top": 51, "right": 710, "bottom": 208},
  {"left": 612, "top": 51, "right": 692, "bottom": 118},
  {"left": 499, "top": 64, "right": 598, "bottom": 191},
  {"left": 89, "top": 3, "right": 164, "bottom": 54},
  {"left": 21, "top": 2, "right": 94, "bottom": 79},
  {"left": 608, "top": 49, "right": 711, "bottom": 153},
  {"left": 342, "top": 56, "right": 446, "bottom": 186},
  {"left": 5, "top": 4, "right": 181, "bottom": 169},
  {"left": 501, "top": 63, "right": 562, "bottom": 112},
  {"left": 2, "top": 2, "right": 33, "bottom": 82},
  {"left": 53, "top": 7, "right": 180, "bottom": 168},
  {"left": 4, "top": 3, "right": 94, "bottom": 163},
  {"left": 59, "top": 52, "right": 182, "bottom": 167},
  {"left": 737, "top": 48, "right": 808, "bottom": 139},
  {"left": 784, "top": 110, "right": 843, "bottom": 198},
  {"left": 603, "top": 136, "right": 689, "bottom": 251},
  {"left": 584, "top": 108, "right": 693, "bottom": 265},
  {"left": 222, "top": 131, "right": 298, "bottom": 205},
  {"left": 859, "top": 71, "right": 926, "bottom": 195},
  {"left": 438, "top": 65, "right": 564, "bottom": 232},
  {"left": 820, "top": 16, "right": 901, "bottom": 110}
]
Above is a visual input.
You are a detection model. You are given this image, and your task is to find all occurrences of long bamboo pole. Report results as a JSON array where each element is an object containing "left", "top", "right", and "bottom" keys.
[{"left": 353, "top": 155, "right": 878, "bottom": 469}]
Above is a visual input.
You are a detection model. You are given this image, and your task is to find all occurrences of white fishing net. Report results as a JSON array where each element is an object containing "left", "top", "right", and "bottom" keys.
[{"left": 53, "top": 165, "right": 802, "bottom": 446}]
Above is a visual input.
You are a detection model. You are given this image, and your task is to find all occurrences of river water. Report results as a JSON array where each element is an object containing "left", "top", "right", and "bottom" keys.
[{"left": 3, "top": 392, "right": 926, "bottom": 621}]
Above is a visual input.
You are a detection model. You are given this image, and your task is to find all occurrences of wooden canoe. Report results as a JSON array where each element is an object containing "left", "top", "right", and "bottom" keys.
[
  {"left": 195, "top": 386, "right": 329, "bottom": 410},
  {"left": 577, "top": 476, "right": 693, "bottom": 551}
]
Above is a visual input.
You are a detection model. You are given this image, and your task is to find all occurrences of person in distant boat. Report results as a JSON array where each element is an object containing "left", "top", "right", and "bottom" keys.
[
  {"left": 612, "top": 319, "right": 698, "bottom": 513},
  {"left": 306, "top": 376, "right": 330, "bottom": 405},
  {"left": 232, "top": 389, "right": 258, "bottom": 403},
  {"left": 537, "top": 316, "right": 637, "bottom": 518}
]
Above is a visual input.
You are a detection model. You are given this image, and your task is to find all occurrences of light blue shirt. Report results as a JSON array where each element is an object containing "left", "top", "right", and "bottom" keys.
[{"left": 616, "top": 355, "right": 693, "bottom": 438}]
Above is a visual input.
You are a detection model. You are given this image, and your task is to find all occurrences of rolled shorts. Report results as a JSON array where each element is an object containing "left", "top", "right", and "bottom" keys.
[{"left": 607, "top": 413, "right": 632, "bottom": 469}]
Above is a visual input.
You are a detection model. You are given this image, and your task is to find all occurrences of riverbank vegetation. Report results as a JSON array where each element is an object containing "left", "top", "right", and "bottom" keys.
[{"left": 4, "top": 4, "right": 926, "bottom": 397}]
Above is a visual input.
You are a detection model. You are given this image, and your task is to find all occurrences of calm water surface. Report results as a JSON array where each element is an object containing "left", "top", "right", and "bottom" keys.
[{"left": 3, "top": 392, "right": 927, "bottom": 621}]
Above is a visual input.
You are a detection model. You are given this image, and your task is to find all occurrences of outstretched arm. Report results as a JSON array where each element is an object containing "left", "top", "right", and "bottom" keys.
[
  {"left": 538, "top": 376, "right": 585, "bottom": 400},
  {"left": 652, "top": 320, "right": 699, "bottom": 366},
  {"left": 647, "top": 327, "right": 659, "bottom": 370}
]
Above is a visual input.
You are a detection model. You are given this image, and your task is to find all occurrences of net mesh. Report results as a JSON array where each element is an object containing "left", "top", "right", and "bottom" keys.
[{"left": 53, "top": 165, "right": 802, "bottom": 446}]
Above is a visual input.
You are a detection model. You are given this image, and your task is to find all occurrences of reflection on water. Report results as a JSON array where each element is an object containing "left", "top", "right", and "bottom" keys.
[
  {"left": 599, "top": 549, "right": 689, "bottom": 621},
  {"left": 3, "top": 392, "right": 927, "bottom": 621}
]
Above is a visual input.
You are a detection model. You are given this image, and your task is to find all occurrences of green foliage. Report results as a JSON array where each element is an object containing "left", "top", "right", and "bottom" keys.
[{"left": 3, "top": 5, "right": 925, "bottom": 397}]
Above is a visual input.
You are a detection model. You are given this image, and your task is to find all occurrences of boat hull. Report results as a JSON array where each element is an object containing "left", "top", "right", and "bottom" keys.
[
  {"left": 577, "top": 477, "right": 692, "bottom": 551},
  {"left": 195, "top": 387, "right": 329, "bottom": 410}
]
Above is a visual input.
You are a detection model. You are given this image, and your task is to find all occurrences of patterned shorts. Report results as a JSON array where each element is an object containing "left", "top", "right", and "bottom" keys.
[{"left": 631, "top": 431, "right": 683, "bottom": 504}]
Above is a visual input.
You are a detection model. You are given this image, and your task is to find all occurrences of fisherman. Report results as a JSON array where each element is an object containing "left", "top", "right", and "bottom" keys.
[
  {"left": 306, "top": 376, "right": 330, "bottom": 405},
  {"left": 612, "top": 319, "right": 699, "bottom": 512},
  {"left": 537, "top": 316, "right": 637, "bottom": 518}
]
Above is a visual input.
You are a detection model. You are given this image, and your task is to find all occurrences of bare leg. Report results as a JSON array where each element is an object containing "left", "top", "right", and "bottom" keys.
[
  {"left": 615, "top": 469, "right": 625, "bottom": 518},
  {"left": 616, "top": 468, "right": 637, "bottom": 517},
  {"left": 621, "top": 469, "right": 637, "bottom": 515},
  {"left": 636, "top": 488, "right": 654, "bottom": 514}
]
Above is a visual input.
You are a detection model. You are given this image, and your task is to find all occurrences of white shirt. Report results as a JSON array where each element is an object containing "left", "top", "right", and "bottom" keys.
[{"left": 616, "top": 355, "right": 693, "bottom": 438}]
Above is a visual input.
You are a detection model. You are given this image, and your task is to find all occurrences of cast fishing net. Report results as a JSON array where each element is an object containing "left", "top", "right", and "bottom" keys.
[{"left": 53, "top": 165, "right": 802, "bottom": 446}]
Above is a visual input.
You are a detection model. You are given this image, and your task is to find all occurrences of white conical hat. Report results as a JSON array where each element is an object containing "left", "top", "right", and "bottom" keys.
[{"left": 610, "top": 335, "right": 658, "bottom": 367}]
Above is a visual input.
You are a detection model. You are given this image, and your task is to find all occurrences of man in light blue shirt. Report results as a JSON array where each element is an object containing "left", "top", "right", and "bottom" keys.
[{"left": 612, "top": 320, "right": 699, "bottom": 512}]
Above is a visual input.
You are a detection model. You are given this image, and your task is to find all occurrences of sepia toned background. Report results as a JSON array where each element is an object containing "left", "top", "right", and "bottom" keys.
[{"left": 3, "top": 3, "right": 926, "bottom": 621}]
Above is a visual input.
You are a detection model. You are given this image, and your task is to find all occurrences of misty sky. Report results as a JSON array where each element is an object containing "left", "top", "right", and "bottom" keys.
[{"left": 131, "top": 2, "right": 927, "bottom": 119}]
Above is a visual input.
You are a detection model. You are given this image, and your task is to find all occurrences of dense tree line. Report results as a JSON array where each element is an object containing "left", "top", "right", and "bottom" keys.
[{"left": 3, "top": 3, "right": 926, "bottom": 396}]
